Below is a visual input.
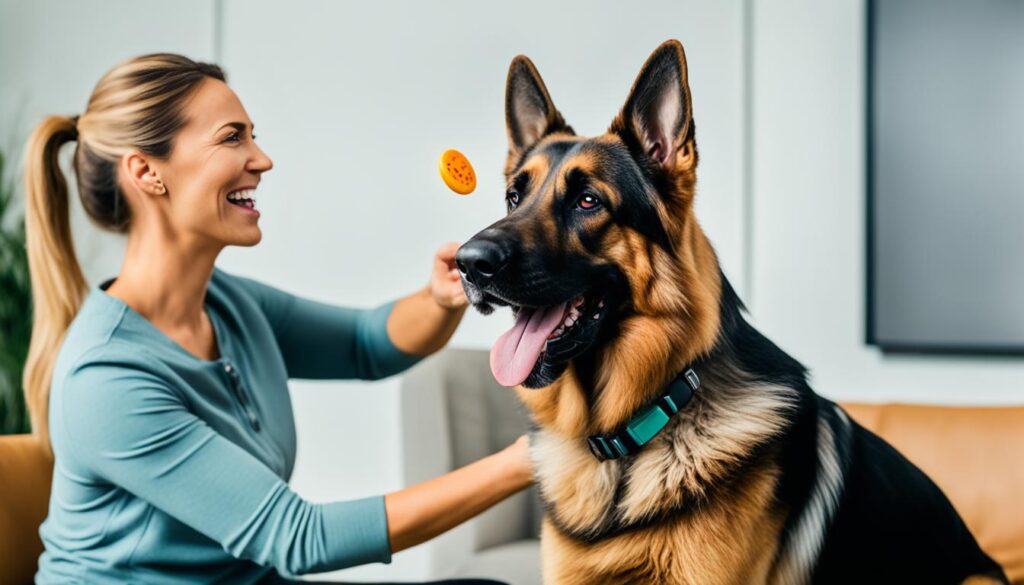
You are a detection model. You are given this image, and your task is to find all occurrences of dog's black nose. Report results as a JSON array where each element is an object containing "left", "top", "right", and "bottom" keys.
[{"left": 456, "top": 238, "right": 509, "bottom": 286}]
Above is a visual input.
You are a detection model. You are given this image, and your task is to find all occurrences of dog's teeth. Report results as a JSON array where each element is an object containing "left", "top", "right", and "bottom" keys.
[{"left": 593, "top": 312, "right": 600, "bottom": 320}]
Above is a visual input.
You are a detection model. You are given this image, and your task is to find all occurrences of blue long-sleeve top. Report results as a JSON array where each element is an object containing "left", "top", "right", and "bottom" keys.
[{"left": 36, "top": 267, "right": 423, "bottom": 584}]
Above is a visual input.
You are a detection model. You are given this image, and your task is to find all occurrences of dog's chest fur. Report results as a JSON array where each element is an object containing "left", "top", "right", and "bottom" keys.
[{"left": 529, "top": 370, "right": 798, "bottom": 584}]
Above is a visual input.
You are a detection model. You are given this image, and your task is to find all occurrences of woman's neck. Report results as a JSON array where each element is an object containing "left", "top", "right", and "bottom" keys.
[{"left": 106, "top": 229, "right": 222, "bottom": 333}]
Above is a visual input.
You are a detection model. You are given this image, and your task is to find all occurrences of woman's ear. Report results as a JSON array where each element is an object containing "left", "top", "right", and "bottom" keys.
[{"left": 123, "top": 151, "right": 166, "bottom": 196}]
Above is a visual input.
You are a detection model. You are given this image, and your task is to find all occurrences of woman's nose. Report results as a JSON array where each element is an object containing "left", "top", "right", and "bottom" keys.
[{"left": 249, "top": 144, "right": 273, "bottom": 173}]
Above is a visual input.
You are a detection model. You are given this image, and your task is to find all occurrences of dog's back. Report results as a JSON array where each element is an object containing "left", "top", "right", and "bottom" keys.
[{"left": 804, "top": 399, "right": 1007, "bottom": 583}]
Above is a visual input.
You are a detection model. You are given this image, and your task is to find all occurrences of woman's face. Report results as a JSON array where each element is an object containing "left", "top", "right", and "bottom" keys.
[{"left": 150, "top": 78, "right": 273, "bottom": 248}]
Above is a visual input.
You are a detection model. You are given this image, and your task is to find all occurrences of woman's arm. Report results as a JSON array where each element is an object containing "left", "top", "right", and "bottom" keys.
[
  {"left": 384, "top": 435, "right": 532, "bottom": 553},
  {"left": 386, "top": 242, "right": 468, "bottom": 357},
  {"left": 228, "top": 242, "right": 467, "bottom": 380},
  {"left": 61, "top": 351, "right": 532, "bottom": 575}
]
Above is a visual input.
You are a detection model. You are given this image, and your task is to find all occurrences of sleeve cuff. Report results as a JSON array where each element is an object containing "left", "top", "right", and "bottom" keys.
[{"left": 321, "top": 495, "right": 392, "bottom": 569}]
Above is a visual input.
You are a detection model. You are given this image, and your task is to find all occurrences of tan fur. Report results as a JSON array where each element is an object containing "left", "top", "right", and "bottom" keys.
[
  {"left": 529, "top": 378, "right": 795, "bottom": 537},
  {"left": 539, "top": 462, "right": 784, "bottom": 585}
]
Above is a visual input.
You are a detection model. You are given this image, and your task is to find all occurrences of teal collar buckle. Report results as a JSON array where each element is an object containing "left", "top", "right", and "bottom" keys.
[{"left": 586, "top": 368, "right": 701, "bottom": 462}]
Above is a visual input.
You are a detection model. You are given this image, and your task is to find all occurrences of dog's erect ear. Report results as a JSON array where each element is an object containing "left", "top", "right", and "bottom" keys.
[
  {"left": 505, "top": 55, "right": 572, "bottom": 166},
  {"left": 611, "top": 40, "right": 693, "bottom": 171}
]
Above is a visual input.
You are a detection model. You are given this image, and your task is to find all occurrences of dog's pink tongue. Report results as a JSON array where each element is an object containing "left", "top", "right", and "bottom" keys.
[{"left": 490, "top": 303, "right": 567, "bottom": 387}]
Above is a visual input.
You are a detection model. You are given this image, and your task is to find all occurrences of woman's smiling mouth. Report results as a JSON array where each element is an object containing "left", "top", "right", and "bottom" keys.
[{"left": 226, "top": 187, "right": 259, "bottom": 216}]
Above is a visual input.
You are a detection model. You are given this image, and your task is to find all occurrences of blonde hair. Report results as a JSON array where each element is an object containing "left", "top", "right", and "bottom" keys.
[{"left": 22, "top": 53, "right": 225, "bottom": 453}]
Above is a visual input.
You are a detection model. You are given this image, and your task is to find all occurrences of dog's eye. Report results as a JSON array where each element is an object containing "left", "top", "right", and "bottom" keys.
[
  {"left": 506, "top": 190, "right": 520, "bottom": 210},
  {"left": 576, "top": 193, "right": 601, "bottom": 211}
]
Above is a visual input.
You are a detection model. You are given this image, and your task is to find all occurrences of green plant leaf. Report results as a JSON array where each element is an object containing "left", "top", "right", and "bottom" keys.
[{"left": 0, "top": 144, "right": 32, "bottom": 435}]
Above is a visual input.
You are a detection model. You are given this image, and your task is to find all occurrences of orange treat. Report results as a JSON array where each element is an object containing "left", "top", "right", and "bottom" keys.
[{"left": 438, "top": 149, "right": 476, "bottom": 195}]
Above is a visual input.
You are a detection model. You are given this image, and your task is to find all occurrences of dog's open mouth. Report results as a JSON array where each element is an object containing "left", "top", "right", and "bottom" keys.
[{"left": 489, "top": 292, "right": 605, "bottom": 386}]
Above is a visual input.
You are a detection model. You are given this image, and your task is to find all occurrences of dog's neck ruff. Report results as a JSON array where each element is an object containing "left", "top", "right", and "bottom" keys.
[{"left": 586, "top": 367, "right": 701, "bottom": 461}]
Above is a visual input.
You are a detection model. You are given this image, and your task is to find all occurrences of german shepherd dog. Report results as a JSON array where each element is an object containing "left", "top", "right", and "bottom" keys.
[{"left": 454, "top": 41, "right": 1008, "bottom": 584}]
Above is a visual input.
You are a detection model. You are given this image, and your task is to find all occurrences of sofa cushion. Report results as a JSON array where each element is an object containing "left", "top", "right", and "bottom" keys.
[{"left": 842, "top": 402, "right": 1024, "bottom": 583}]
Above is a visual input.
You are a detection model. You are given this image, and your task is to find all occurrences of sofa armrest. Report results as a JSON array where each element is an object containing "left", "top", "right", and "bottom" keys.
[{"left": 0, "top": 434, "right": 53, "bottom": 585}]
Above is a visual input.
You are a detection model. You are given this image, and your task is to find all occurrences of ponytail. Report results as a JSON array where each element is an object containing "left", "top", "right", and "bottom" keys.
[{"left": 22, "top": 115, "right": 87, "bottom": 455}]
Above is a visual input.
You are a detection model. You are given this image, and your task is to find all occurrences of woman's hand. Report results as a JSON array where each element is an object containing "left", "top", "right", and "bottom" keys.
[
  {"left": 501, "top": 434, "right": 533, "bottom": 486},
  {"left": 429, "top": 242, "right": 468, "bottom": 311},
  {"left": 385, "top": 242, "right": 468, "bottom": 356}
]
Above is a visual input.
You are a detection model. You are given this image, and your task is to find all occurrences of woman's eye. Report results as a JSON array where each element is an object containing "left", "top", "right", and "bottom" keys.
[
  {"left": 224, "top": 132, "right": 241, "bottom": 143},
  {"left": 577, "top": 193, "right": 601, "bottom": 211},
  {"left": 506, "top": 190, "right": 520, "bottom": 209}
]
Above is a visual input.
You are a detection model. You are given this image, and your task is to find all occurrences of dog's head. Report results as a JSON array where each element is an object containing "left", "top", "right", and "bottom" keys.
[{"left": 458, "top": 40, "right": 709, "bottom": 391}]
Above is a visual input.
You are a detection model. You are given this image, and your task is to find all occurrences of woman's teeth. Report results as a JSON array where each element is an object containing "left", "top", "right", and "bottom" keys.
[{"left": 227, "top": 189, "right": 257, "bottom": 209}]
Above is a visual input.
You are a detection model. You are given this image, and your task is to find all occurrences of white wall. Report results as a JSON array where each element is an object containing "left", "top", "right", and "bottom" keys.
[{"left": 748, "top": 0, "right": 1024, "bottom": 404}]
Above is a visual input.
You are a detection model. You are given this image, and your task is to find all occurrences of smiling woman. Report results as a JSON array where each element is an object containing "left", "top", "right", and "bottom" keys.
[
  {"left": 138, "top": 79, "right": 272, "bottom": 243},
  {"left": 21, "top": 53, "right": 529, "bottom": 585}
]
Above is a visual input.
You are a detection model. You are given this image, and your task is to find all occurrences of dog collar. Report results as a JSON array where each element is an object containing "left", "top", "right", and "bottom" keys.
[{"left": 586, "top": 368, "right": 701, "bottom": 462}]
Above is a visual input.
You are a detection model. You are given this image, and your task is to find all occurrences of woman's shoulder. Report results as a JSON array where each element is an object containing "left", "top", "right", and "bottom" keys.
[
  {"left": 55, "top": 336, "right": 164, "bottom": 396},
  {"left": 53, "top": 291, "right": 136, "bottom": 382},
  {"left": 209, "top": 265, "right": 264, "bottom": 302},
  {"left": 49, "top": 327, "right": 174, "bottom": 451},
  {"left": 210, "top": 265, "right": 283, "bottom": 299},
  {"left": 52, "top": 288, "right": 182, "bottom": 398},
  {"left": 209, "top": 266, "right": 297, "bottom": 323}
]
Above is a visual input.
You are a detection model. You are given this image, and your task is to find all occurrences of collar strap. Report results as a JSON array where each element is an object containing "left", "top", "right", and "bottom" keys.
[{"left": 586, "top": 368, "right": 701, "bottom": 462}]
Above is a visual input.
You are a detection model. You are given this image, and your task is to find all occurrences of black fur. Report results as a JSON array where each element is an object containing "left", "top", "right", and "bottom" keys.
[
  {"left": 812, "top": 414, "right": 1007, "bottom": 583},
  {"left": 719, "top": 276, "right": 1007, "bottom": 583}
]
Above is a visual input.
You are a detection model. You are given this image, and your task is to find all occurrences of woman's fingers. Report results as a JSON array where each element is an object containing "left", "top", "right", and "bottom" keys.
[{"left": 431, "top": 242, "right": 468, "bottom": 309}]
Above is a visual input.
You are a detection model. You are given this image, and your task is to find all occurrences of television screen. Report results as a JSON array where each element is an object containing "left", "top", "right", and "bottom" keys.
[{"left": 868, "top": 0, "right": 1024, "bottom": 354}]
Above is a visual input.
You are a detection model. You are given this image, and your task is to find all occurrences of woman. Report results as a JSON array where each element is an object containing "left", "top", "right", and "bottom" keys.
[{"left": 23, "top": 53, "right": 530, "bottom": 584}]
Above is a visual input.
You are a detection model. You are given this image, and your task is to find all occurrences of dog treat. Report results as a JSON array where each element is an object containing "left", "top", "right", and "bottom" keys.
[{"left": 438, "top": 149, "right": 476, "bottom": 195}]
